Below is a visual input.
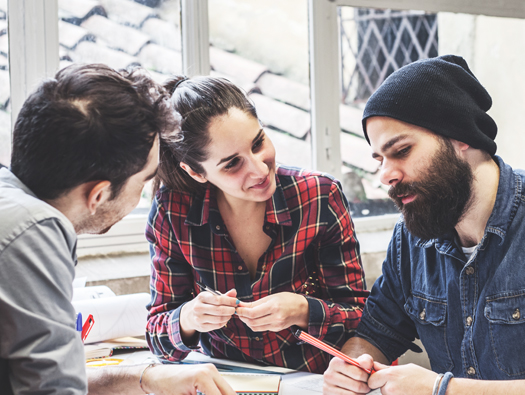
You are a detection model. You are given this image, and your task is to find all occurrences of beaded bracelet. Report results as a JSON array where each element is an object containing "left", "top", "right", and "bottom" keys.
[
  {"left": 432, "top": 373, "right": 444, "bottom": 395},
  {"left": 437, "top": 372, "right": 454, "bottom": 395},
  {"left": 139, "top": 362, "right": 158, "bottom": 394}
]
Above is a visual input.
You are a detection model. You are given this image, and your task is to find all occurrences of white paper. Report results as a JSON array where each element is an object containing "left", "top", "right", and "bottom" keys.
[
  {"left": 72, "top": 285, "right": 116, "bottom": 301},
  {"left": 72, "top": 276, "right": 87, "bottom": 288},
  {"left": 73, "top": 293, "right": 150, "bottom": 344}
]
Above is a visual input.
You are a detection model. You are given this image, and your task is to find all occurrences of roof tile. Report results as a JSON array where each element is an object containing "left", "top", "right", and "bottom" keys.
[
  {"left": 340, "top": 132, "right": 379, "bottom": 173},
  {"left": 249, "top": 93, "right": 310, "bottom": 139},
  {"left": 210, "top": 46, "right": 268, "bottom": 85},
  {"left": 256, "top": 72, "right": 310, "bottom": 111},
  {"left": 138, "top": 43, "right": 182, "bottom": 75},
  {"left": 100, "top": 0, "right": 157, "bottom": 28},
  {"left": 59, "top": 0, "right": 106, "bottom": 24},
  {"left": 266, "top": 128, "right": 311, "bottom": 170},
  {"left": 59, "top": 20, "right": 94, "bottom": 50},
  {"left": 0, "top": 109, "right": 11, "bottom": 167},
  {"left": 210, "top": 70, "right": 258, "bottom": 95},
  {"left": 141, "top": 17, "right": 181, "bottom": 51},
  {"left": 0, "top": 69, "right": 8, "bottom": 108},
  {"left": 81, "top": 14, "right": 150, "bottom": 55},
  {"left": 339, "top": 104, "right": 364, "bottom": 137},
  {"left": 71, "top": 41, "right": 139, "bottom": 70},
  {"left": 0, "top": 33, "right": 7, "bottom": 57},
  {"left": 0, "top": 54, "right": 7, "bottom": 70}
]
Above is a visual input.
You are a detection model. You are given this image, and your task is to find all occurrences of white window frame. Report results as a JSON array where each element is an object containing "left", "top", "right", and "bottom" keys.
[{"left": 7, "top": 0, "right": 524, "bottom": 256}]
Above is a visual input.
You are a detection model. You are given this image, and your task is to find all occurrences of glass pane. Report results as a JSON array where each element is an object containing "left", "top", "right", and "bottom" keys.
[
  {"left": 208, "top": 0, "right": 311, "bottom": 170},
  {"left": 338, "top": 6, "right": 438, "bottom": 218},
  {"left": 58, "top": 0, "right": 183, "bottom": 212},
  {"left": 339, "top": 6, "right": 525, "bottom": 219},
  {"left": 0, "top": 0, "right": 10, "bottom": 168}
]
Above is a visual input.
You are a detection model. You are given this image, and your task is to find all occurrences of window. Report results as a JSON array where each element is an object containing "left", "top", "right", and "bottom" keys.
[
  {"left": 7, "top": 0, "right": 525, "bottom": 255},
  {"left": 0, "top": 1, "right": 10, "bottom": 168},
  {"left": 208, "top": 0, "right": 311, "bottom": 170}
]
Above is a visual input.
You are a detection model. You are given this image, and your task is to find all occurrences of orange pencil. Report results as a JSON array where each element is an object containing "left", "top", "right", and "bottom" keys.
[{"left": 295, "top": 329, "right": 375, "bottom": 374}]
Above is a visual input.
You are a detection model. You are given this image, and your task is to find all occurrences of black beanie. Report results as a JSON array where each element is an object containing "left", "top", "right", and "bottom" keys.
[{"left": 362, "top": 55, "right": 498, "bottom": 156}]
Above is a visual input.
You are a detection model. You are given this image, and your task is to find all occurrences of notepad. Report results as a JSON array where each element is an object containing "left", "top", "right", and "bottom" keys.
[
  {"left": 84, "top": 336, "right": 149, "bottom": 359},
  {"left": 220, "top": 373, "right": 280, "bottom": 395}
]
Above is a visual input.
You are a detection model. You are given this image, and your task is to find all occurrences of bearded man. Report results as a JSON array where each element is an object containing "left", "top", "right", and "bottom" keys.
[{"left": 323, "top": 55, "right": 525, "bottom": 395}]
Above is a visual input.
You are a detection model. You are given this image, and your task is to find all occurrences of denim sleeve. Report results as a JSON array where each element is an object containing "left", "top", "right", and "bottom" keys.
[{"left": 355, "top": 221, "right": 422, "bottom": 363}]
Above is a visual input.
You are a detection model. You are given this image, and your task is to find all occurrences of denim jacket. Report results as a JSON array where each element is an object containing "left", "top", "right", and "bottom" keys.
[{"left": 356, "top": 156, "right": 525, "bottom": 380}]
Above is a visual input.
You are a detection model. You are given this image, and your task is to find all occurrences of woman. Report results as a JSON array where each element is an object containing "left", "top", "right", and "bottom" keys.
[{"left": 145, "top": 75, "right": 369, "bottom": 373}]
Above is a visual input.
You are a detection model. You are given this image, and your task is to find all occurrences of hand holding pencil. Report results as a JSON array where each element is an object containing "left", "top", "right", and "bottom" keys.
[{"left": 179, "top": 282, "right": 239, "bottom": 335}]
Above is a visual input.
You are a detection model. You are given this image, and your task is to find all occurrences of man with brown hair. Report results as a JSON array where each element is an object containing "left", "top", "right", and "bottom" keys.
[
  {"left": 0, "top": 64, "right": 234, "bottom": 395},
  {"left": 324, "top": 55, "right": 525, "bottom": 395}
]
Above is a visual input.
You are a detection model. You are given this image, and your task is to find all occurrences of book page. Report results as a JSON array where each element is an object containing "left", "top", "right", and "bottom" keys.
[
  {"left": 73, "top": 293, "right": 150, "bottom": 344},
  {"left": 221, "top": 373, "right": 280, "bottom": 394}
]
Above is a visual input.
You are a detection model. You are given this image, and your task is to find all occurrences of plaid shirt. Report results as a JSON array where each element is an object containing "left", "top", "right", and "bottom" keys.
[{"left": 145, "top": 165, "right": 369, "bottom": 373}]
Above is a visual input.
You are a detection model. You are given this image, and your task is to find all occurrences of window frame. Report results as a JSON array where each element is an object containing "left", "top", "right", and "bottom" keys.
[{"left": 8, "top": 0, "right": 523, "bottom": 256}]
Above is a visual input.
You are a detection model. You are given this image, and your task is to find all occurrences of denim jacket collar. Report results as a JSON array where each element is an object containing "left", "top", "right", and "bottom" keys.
[{"left": 416, "top": 156, "right": 520, "bottom": 252}]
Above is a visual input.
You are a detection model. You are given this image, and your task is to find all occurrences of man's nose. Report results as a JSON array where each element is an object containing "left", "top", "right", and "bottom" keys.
[{"left": 379, "top": 160, "right": 402, "bottom": 186}]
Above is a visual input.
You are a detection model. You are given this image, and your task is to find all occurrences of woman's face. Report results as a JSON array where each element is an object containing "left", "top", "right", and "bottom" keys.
[{"left": 188, "top": 107, "right": 277, "bottom": 204}]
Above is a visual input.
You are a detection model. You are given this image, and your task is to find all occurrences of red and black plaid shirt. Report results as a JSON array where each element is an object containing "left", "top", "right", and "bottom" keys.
[{"left": 145, "top": 165, "right": 369, "bottom": 373}]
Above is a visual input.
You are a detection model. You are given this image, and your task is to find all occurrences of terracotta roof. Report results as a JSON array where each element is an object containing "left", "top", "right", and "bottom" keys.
[{"left": 0, "top": 0, "right": 390, "bottom": 206}]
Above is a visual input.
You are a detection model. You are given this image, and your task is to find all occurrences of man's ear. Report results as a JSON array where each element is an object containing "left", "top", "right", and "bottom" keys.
[
  {"left": 86, "top": 180, "right": 112, "bottom": 215},
  {"left": 180, "top": 162, "right": 208, "bottom": 184},
  {"left": 450, "top": 139, "right": 470, "bottom": 153}
]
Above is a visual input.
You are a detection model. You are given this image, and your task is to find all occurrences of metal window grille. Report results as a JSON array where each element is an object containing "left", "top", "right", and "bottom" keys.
[{"left": 340, "top": 8, "right": 438, "bottom": 104}]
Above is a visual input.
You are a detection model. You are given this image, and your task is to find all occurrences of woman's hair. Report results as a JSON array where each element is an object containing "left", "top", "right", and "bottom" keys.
[{"left": 155, "top": 75, "right": 258, "bottom": 195}]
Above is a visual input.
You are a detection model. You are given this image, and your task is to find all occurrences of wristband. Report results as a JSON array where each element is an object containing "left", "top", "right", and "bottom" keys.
[
  {"left": 432, "top": 373, "right": 444, "bottom": 395},
  {"left": 437, "top": 372, "right": 454, "bottom": 395},
  {"left": 139, "top": 362, "right": 158, "bottom": 394}
]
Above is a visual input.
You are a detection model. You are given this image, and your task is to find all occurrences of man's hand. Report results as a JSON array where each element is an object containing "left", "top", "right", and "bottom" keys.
[
  {"left": 323, "top": 354, "right": 374, "bottom": 395},
  {"left": 142, "top": 363, "right": 236, "bottom": 395},
  {"left": 180, "top": 288, "right": 238, "bottom": 334},
  {"left": 235, "top": 292, "right": 309, "bottom": 332},
  {"left": 368, "top": 362, "right": 438, "bottom": 395}
]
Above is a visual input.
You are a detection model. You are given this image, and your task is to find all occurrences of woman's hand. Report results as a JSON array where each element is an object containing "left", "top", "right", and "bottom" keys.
[
  {"left": 236, "top": 292, "right": 309, "bottom": 332},
  {"left": 180, "top": 288, "right": 238, "bottom": 336}
]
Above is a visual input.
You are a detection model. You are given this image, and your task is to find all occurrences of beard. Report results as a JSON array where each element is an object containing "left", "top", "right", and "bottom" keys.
[
  {"left": 388, "top": 138, "right": 474, "bottom": 240},
  {"left": 74, "top": 199, "right": 124, "bottom": 235}
]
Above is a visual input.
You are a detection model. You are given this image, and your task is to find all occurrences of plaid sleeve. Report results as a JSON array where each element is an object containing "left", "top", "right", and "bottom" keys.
[
  {"left": 307, "top": 180, "right": 369, "bottom": 342},
  {"left": 145, "top": 195, "right": 199, "bottom": 361}
]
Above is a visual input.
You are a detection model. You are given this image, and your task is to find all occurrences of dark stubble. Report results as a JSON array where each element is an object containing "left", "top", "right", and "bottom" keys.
[{"left": 388, "top": 138, "right": 474, "bottom": 240}]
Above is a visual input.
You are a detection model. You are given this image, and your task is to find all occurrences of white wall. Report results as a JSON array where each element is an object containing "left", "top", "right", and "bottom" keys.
[{"left": 439, "top": 12, "right": 525, "bottom": 170}]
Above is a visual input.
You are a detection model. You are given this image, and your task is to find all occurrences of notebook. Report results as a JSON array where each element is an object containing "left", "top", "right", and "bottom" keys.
[
  {"left": 84, "top": 336, "right": 149, "bottom": 360},
  {"left": 220, "top": 373, "right": 281, "bottom": 395}
]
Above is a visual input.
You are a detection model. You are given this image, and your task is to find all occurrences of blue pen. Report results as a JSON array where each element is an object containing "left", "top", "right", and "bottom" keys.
[{"left": 76, "top": 312, "right": 83, "bottom": 332}]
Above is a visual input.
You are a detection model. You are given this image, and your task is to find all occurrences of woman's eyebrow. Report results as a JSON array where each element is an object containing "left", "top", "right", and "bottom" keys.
[{"left": 216, "top": 129, "right": 264, "bottom": 166}]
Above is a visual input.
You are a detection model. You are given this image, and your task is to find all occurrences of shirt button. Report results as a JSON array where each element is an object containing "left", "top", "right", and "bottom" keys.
[
  {"left": 237, "top": 265, "right": 243, "bottom": 271},
  {"left": 265, "top": 225, "right": 270, "bottom": 230},
  {"left": 466, "top": 316, "right": 473, "bottom": 326},
  {"left": 216, "top": 225, "right": 221, "bottom": 230},
  {"left": 419, "top": 309, "right": 426, "bottom": 320},
  {"left": 465, "top": 266, "right": 475, "bottom": 275},
  {"left": 467, "top": 367, "right": 476, "bottom": 376},
  {"left": 513, "top": 308, "right": 521, "bottom": 320},
  {"left": 255, "top": 337, "right": 260, "bottom": 341}
]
